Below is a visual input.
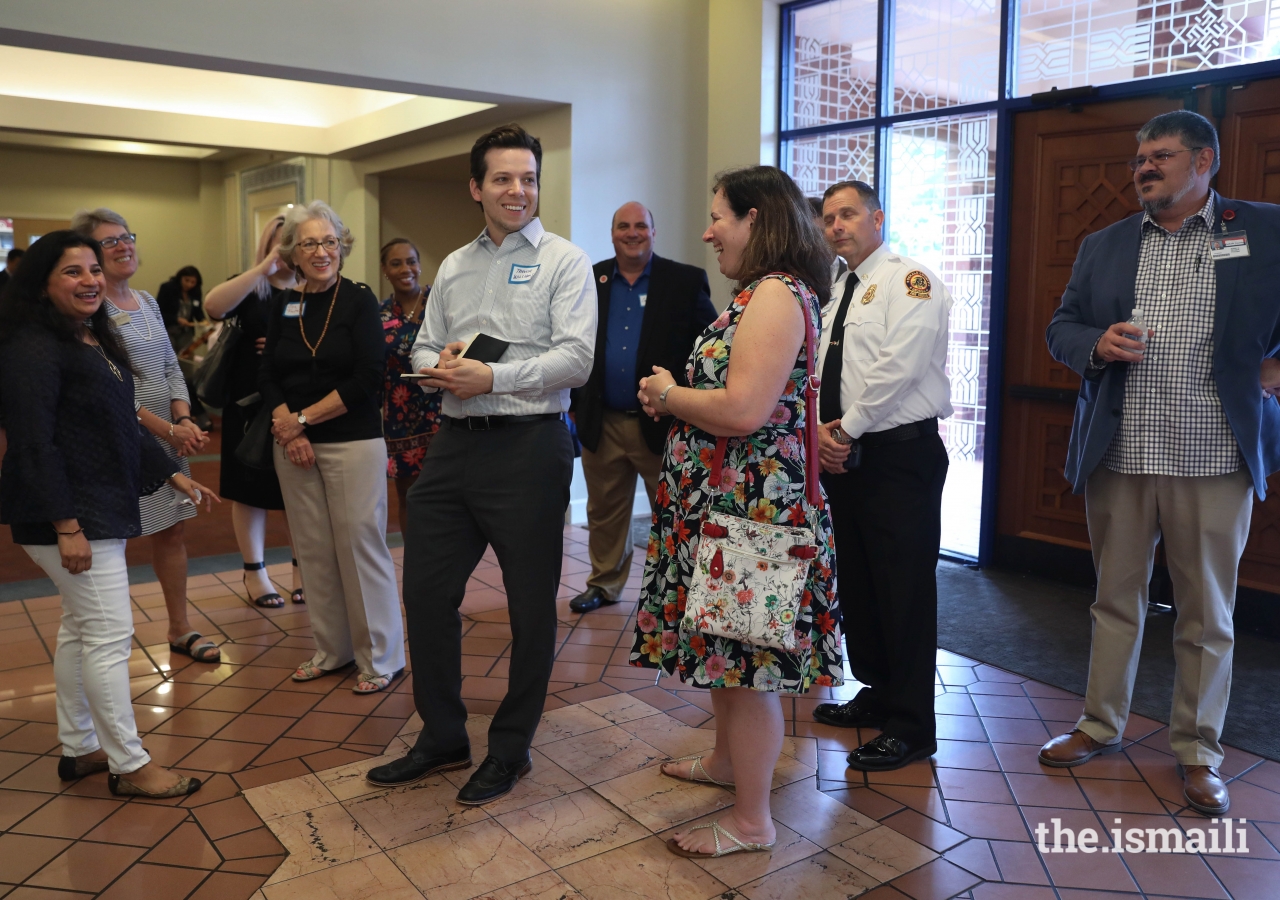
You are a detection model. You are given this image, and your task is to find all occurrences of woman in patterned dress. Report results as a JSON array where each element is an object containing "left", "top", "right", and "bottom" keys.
[
  {"left": 630, "top": 167, "right": 840, "bottom": 858},
  {"left": 71, "top": 208, "right": 221, "bottom": 665},
  {"left": 378, "top": 238, "right": 441, "bottom": 538}
]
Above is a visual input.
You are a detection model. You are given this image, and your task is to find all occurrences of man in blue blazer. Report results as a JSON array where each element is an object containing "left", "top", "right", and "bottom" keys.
[{"left": 1041, "top": 110, "right": 1280, "bottom": 817}]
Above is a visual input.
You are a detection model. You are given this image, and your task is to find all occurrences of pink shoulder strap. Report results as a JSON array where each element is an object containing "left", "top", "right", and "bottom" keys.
[{"left": 707, "top": 273, "right": 822, "bottom": 508}]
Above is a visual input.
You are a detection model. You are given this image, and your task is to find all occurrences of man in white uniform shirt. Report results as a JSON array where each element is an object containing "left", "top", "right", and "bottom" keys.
[
  {"left": 809, "top": 180, "right": 953, "bottom": 772},
  {"left": 367, "top": 125, "right": 596, "bottom": 805}
]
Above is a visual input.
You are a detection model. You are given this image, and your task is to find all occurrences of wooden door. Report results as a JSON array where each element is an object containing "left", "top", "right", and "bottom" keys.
[{"left": 997, "top": 80, "right": 1280, "bottom": 592}]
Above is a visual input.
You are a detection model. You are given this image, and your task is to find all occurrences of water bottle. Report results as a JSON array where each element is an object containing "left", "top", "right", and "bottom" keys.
[{"left": 1127, "top": 308, "right": 1148, "bottom": 356}]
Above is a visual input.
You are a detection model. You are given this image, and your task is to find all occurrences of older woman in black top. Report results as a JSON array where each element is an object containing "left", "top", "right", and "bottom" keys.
[
  {"left": 260, "top": 201, "right": 405, "bottom": 694},
  {"left": 0, "top": 231, "right": 216, "bottom": 798}
]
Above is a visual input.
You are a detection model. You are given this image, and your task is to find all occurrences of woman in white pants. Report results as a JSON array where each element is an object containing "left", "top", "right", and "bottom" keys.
[
  {"left": 259, "top": 201, "right": 405, "bottom": 694},
  {"left": 0, "top": 231, "right": 218, "bottom": 798}
]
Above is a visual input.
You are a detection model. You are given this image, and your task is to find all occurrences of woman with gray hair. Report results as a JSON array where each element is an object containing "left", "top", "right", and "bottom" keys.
[
  {"left": 70, "top": 207, "right": 220, "bottom": 666},
  {"left": 259, "top": 200, "right": 405, "bottom": 693}
]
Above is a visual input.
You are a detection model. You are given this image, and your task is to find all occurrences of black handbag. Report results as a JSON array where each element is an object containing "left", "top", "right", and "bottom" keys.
[
  {"left": 235, "top": 394, "right": 276, "bottom": 471},
  {"left": 194, "top": 316, "right": 243, "bottom": 407}
]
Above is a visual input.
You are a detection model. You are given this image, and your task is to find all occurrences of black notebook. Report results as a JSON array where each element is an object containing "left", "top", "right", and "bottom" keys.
[{"left": 460, "top": 332, "right": 510, "bottom": 364}]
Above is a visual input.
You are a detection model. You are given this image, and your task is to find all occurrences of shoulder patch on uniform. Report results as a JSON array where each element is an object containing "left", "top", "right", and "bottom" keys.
[{"left": 904, "top": 270, "right": 931, "bottom": 299}]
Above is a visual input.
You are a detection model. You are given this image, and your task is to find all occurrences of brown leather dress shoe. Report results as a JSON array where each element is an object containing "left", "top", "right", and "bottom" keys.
[
  {"left": 1182, "top": 764, "right": 1230, "bottom": 815},
  {"left": 1038, "top": 729, "right": 1122, "bottom": 768}
]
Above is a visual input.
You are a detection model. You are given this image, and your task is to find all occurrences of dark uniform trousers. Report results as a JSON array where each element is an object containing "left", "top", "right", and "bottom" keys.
[
  {"left": 403, "top": 417, "right": 574, "bottom": 763},
  {"left": 821, "top": 430, "right": 948, "bottom": 745}
]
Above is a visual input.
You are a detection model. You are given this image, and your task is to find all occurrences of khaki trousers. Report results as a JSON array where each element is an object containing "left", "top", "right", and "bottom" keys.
[
  {"left": 274, "top": 438, "right": 406, "bottom": 678},
  {"left": 580, "top": 409, "right": 663, "bottom": 601},
  {"left": 1078, "top": 466, "right": 1252, "bottom": 765}
]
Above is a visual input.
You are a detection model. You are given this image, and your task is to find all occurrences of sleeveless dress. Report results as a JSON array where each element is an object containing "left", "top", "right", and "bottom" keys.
[
  {"left": 380, "top": 291, "right": 442, "bottom": 479},
  {"left": 105, "top": 290, "right": 195, "bottom": 536},
  {"left": 629, "top": 274, "right": 843, "bottom": 693}
]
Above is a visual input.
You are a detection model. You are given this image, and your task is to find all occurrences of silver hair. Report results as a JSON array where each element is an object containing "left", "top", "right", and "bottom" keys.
[
  {"left": 70, "top": 207, "right": 130, "bottom": 237},
  {"left": 277, "top": 200, "right": 354, "bottom": 270},
  {"left": 1136, "top": 110, "right": 1220, "bottom": 176}
]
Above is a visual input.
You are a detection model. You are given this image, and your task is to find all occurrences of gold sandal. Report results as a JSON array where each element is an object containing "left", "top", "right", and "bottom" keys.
[
  {"left": 353, "top": 668, "right": 403, "bottom": 694},
  {"left": 108, "top": 772, "right": 202, "bottom": 798},
  {"left": 666, "top": 819, "right": 774, "bottom": 858},
  {"left": 292, "top": 660, "right": 331, "bottom": 682},
  {"left": 661, "top": 755, "right": 735, "bottom": 789}
]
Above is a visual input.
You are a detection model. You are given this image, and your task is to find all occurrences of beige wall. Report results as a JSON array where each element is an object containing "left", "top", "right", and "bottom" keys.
[
  {"left": 379, "top": 176, "right": 484, "bottom": 289},
  {"left": 0, "top": 143, "right": 226, "bottom": 292}
]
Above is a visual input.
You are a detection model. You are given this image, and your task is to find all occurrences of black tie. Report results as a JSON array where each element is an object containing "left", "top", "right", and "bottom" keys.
[{"left": 819, "top": 272, "right": 859, "bottom": 423}]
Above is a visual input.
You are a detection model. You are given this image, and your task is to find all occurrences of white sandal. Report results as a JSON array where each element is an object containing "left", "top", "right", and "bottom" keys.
[
  {"left": 660, "top": 754, "right": 735, "bottom": 789},
  {"left": 666, "top": 819, "right": 775, "bottom": 858}
]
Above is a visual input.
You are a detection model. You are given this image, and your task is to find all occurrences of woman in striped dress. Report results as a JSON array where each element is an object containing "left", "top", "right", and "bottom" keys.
[{"left": 72, "top": 209, "right": 220, "bottom": 664}]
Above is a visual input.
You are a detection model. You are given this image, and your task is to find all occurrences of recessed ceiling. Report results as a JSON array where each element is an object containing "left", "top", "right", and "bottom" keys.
[
  {"left": 0, "top": 44, "right": 495, "bottom": 155},
  {"left": 0, "top": 128, "right": 218, "bottom": 158}
]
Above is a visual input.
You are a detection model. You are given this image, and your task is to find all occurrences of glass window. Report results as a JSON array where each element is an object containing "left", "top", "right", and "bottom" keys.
[
  {"left": 885, "top": 111, "right": 997, "bottom": 557},
  {"left": 1015, "top": 0, "right": 1280, "bottom": 96},
  {"left": 787, "top": 0, "right": 879, "bottom": 129},
  {"left": 889, "top": 0, "right": 1002, "bottom": 114},
  {"left": 784, "top": 128, "right": 877, "bottom": 197}
]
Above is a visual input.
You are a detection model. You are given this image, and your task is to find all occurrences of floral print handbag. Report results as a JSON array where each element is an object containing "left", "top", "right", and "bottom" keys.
[{"left": 681, "top": 275, "right": 824, "bottom": 652}]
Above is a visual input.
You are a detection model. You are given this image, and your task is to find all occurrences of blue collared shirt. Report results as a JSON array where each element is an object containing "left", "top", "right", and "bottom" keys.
[
  {"left": 602, "top": 257, "right": 652, "bottom": 410},
  {"left": 410, "top": 218, "right": 596, "bottom": 416}
]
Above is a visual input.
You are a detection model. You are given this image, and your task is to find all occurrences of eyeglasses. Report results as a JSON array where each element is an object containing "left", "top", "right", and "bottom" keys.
[
  {"left": 99, "top": 233, "right": 136, "bottom": 249},
  {"left": 1128, "top": 148, "right": 1203, "bottom": 172},
  {"left": 297, "top": 238, "right": 340, "bottom": 254}
]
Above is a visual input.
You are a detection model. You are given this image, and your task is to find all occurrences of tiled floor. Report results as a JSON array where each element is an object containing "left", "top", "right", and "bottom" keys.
[{"left": 1, "top": 525, "right": 1279, "bottom": 899}]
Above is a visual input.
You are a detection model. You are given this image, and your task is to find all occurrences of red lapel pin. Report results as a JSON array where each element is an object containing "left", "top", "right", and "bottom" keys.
[
  {"left": 1223, "top": 209, "right": 1236, "bottom": 221},
  {"left": 599, "top": 275, "right": 608, "bottom": 283}
]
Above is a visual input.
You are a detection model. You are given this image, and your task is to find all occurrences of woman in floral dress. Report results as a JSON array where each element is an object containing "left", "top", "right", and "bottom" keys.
[
  {"left": 379, "top": 239, "right": 442, "bottom": 537},
  {"left": 631, "top": 166, "right": 841, "bottom": 859}
]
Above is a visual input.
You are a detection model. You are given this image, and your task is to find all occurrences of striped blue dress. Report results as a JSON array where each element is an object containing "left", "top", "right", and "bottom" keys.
[{"left": 105, "top": 290, "right": 195, "bottom": 536}]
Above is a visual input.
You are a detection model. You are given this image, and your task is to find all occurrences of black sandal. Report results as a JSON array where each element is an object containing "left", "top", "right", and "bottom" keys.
[
  {"left": 291, "top": 558, "right": 306, "bottom": 604},
  {"left": 243, "top": 562, "right": 284, "bottom": 608}
]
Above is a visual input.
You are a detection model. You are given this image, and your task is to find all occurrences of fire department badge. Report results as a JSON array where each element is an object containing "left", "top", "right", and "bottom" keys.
[
  {"left": 860, "top": 284, "right": 878, "bottom": 304},
  {"left": 904, "top": 270, "right": 932, "bottom": 299}
]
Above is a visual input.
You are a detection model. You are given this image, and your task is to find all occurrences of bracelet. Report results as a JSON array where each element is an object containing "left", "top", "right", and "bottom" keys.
[
  {"left": 659, "top": 384, "right": 676, "bottom": 406},
  {"left": 168, "top": 424, "right": 175, "bottom": 438},
  {"left": 175, "top": 415, "right": 195, "bottom": 425},
  {"left": 56, "top": 527, "right": 82, "bottom": 537}
]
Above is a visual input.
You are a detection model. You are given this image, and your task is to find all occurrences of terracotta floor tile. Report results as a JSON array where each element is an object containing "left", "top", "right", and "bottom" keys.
[
  {"left": 187, "top": 871, "right": 268, "bottom": 900},
  {"left": 0, "top": 722, "right": 59, "bottom": 754},
  {"left": 252, "top": 738, "right": 338, "bottom": 768},
  {"left": 988, "top": 837, "right": 1052, "bottom": 884},
  {"left": 244, "top": 690, "right": 321, "bottom": 719},
  {"left": 143, "top": 820, "right": 222, "bottom": 868},
  {"left": 190, "top": 686, "right": 269, "bottom": 713},
  {"left": 26, "top": 840, "right": 144, "bottom": 893},
  {"left": 194, "top": 795, "right": 266, "bottom": 841},
  {"left": 284, "top": 711, "right": 363, "bottom": 743},
  {"left": 934, "top": 692, "right": 979, "bottom": 716},
  {"left": 944, "top": 798, "right": 1033, "bottom": 842},
  {"left": 136, "top": 680, "right": 214, "bottom": 707},
  {"left": 936, "top": 767, "right": 1015, "bottom": 805},
  {"left": 1039, "top": 842, "right": 1140, "bottom": 892},
  {"left": 213, "top": 713, "right": 295, "bottom": 745},
  {"left": 937, "top": 714, "right": 988, "bottom": 742},
  {"left": 96, "top": 862, "right": 208, "bottom": 900},
  {"left": 980, "top": 717, "right": 1051, "bottom": 746},
  {"left": 0, "top": 788, "right": 49, "bottom": 830},
  {"left": 969, "top": 693, "right": 1038, "bottom": 719},
  {"left": 864, "top": 758, "right": 935, "bottom": 788},
  {"left": 1122, "top": 846, "right": 1230, "bottom": 898},
  {"left": 823, "top": 786, "right": 906, "bottom": 821},
  {"left": 151, "top": 708, "right": 240, "bottom": 739},
  {"left": 82, "top": 802, "right": 188, "bottom": 846},
  {"left": 0, "top": 833, "right": 72, "bottom": 883},
  {"left": 10, "top": 795, "right": 121, "bottom": 839},
  {"left": 1, "top": 755, "right": 71, "bottom": 793},
  {"left": 255, "top": 853, "right": 424, "bottom": 900},
  {"left": 887, "top": 857, "right": 983, "bottom": 900},
  {"left": 215, "top": 825, "right": 286, "bottom": 860},
  {"left": 1006, "top": 772, "right": 1091, "bottom": 809},
  {"left": 881, "top": 808, "right": 967, "bottom": 852},
  {"left": 219, "top": 666, "right": 293, "bottom": 691},
  {"left": 933, "top": 739, "right": 1000, "bottom": 772},
  {"left": 217, "top": 854, "right": 284, "bottom": 875},
  {"left": 1075, "top": 776, "right": 1166, "bottom": 814},
  {"left": 180, "top": 738, "right": 271, "bottom": 773},
  {"left": 233, "top": 757, "right": 312, "bottom": 791}
]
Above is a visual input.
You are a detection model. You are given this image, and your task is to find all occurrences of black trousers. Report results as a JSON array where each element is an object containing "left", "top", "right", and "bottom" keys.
[
  {"left": 402, "top": 417, "right": 574, "bottom": 763},
  {"left": 821, "top": 431, "right": 948, "bottom": 745}
]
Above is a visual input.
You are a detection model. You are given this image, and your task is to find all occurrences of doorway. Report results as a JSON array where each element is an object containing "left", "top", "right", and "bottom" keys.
[{"left": 995, "top": 78, "right": 1280, "bottom": 593}]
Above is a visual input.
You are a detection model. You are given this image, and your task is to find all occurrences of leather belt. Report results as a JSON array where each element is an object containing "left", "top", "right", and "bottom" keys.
[
  {"left": 445, "top": 413, "right": 562, "bottom": 431},
  {"left": 858, "top": 417, "right": 938, "bottom": 448}
]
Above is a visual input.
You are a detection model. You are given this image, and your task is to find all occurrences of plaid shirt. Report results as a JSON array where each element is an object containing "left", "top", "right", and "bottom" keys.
[{"left": 1102, "top": 193, "right": 1241, "bottom": 476}]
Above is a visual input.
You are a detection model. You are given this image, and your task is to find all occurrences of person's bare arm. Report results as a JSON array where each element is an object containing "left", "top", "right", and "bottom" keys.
[{"left": 638, "top": 278, "right": 804, "bottom": 436}]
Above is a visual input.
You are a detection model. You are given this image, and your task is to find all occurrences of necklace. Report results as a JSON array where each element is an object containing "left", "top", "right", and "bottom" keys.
[
  {"left": 400, "top": 286, "right": 425, "bottom": 322},
  {"left": 298, "top": 278, "right": 341, "bottom": 356},
  {"left": 87, "top": 339, "right": 123, "bottom": 381},
  {"left": 113, "top": 289, "right": 154, "bottom": 342}
]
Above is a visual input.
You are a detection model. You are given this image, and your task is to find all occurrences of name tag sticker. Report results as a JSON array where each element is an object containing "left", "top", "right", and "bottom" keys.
[
  {"left": 1210, "top": 230, "right": 1250, "bottom": 260},
  {"left": 283, "top": 301, "right": 304, "bottom": 318},
  {"left": 509, "top": 263, "right": 540, "bottom": 284},
  {"left": 109, "top": 312, "right": 131, "bottom": 325},
  {"left": 639, "top": 293, "right": 648, "bottom": 307}
]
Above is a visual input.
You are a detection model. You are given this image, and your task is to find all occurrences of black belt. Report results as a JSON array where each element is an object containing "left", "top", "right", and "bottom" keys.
[
  {"left": 445, "top": 413, "right": 561, "bottom": 431},
  {"left": 858, "top": 417, "right": 938, "bottom": 448},
  {"left": 605, "top": 407, "right": 641, "bottom": 417}
]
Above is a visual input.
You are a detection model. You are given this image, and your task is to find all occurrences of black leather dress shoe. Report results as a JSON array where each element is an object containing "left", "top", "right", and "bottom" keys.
[
  {"left": 569, "top": 586, "right": 613, "bottom": 614},
  {"left": 366, "top": 746, "right": 471, "bottom": 787},
  {"left": 456, "top": 754, "right": 532, "bottom": 806},
  {"left": 812, "top": 698, "right": 887, "bottom": 729},
  {"left": 846, "top": 734, "right": 936, "bottom": 772}
]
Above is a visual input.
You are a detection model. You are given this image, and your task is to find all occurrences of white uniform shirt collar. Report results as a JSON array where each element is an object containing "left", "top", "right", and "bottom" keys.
[
  {"left": 849, "top": 242, "right": 892, "bottom": 284},
  {"left": 478, "top": 216, "right": 546, "bottom": 250}
]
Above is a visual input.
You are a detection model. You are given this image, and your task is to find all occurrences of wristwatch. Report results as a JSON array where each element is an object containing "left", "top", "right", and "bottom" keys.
[
  {"left": 832, "top": 427, "right": 855, "bottom": 445},
  {"left": 296, "top": 412, "right": 308, "bottom": 427}
]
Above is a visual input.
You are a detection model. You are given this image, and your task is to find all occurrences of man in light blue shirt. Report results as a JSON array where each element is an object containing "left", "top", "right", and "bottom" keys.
[{"left": 368, "top": 124, "right": 596, "bottom": 806}]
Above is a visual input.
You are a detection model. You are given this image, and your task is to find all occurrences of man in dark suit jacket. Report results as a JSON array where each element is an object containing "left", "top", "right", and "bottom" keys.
[
  {"left": 1042, "top": 111, "right": 1280, "bottom": 817},
  {"left": 568, "top": 201, "right": 715, "bottom": 613}
]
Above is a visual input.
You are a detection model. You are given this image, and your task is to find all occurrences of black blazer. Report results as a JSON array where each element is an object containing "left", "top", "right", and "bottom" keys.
[{"left": 572, "top": 254, "right": 715, "bottom": 454}]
